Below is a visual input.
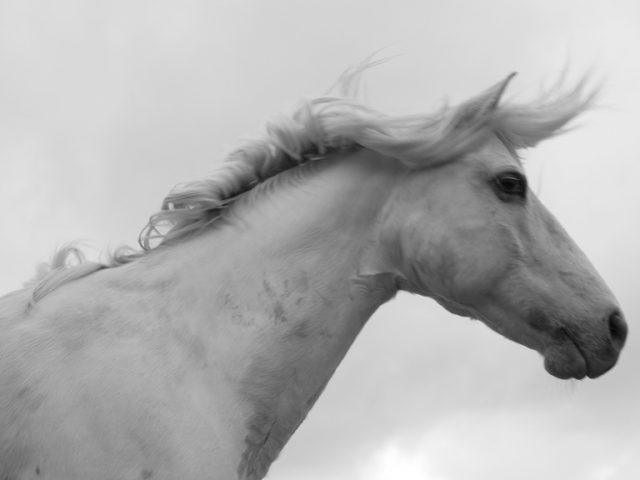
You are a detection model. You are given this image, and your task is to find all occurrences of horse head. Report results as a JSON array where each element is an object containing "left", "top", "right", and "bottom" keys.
[{"left": 380, "top": 75, "right": 627, "bottom": 380}]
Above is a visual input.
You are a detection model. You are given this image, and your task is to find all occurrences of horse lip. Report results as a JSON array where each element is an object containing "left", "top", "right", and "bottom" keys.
[
  {"left": 564, "top": 331, "right": 589, "bottom": 379},
  {"left": 543, "top": 327, "right": 588, "bottom": 380},
  {"left": 560, "top": 327, "right": 603, "bottom": 379},
  {"left": 587, "top": 363, "right": 615, "bottom": 379}
]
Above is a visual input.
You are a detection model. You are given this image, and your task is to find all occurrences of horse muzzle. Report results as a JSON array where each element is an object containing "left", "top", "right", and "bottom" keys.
[{"left": 543, "top": 309, "right": 627, "bottom": 380}]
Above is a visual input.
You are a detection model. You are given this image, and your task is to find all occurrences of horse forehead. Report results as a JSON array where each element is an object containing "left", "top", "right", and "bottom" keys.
[{"left": 470, "top": 136, "right": 521, "bottom": 169}]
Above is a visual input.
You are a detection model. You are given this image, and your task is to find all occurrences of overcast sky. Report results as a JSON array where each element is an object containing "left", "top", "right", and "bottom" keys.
[{"left": 1, "top": 1, "right": 639, "bottom": 479}]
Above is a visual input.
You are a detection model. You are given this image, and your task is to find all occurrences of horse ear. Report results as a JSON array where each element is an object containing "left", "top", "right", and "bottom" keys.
[
  {"left": 455, "top": 72, "right": 517, "bottom": 126},
  {"left": 479, "top": 72, "right": 517, "bottom": 110}
]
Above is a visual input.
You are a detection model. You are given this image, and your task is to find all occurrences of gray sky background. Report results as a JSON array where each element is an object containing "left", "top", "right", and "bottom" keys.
[{"left": 1, "top": 1, "right": 639, "bottom": 479}]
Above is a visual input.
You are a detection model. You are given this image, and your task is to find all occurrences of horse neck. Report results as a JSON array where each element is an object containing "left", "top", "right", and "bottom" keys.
[{"left": 155, "top": 149, "right": 402, "bottom": 478}]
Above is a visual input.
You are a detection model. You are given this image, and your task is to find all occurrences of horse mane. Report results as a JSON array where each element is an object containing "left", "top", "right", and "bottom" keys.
[{"left": 26, "top": 60, "right": 595, "bottom": 307}]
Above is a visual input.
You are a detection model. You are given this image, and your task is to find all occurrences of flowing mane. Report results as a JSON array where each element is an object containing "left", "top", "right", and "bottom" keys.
[{"left": 26, "top": 61, "right": 595, "bottom": 306}]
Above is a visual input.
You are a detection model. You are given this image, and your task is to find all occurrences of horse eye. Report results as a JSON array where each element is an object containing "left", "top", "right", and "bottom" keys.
[{"left": 493, "top": 171, "right": 527, "bottom": 200}]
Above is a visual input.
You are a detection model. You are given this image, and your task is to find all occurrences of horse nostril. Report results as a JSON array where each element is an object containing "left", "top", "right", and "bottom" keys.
[{"left": 608, "top": 309, "right": 628, "bottom": 351}]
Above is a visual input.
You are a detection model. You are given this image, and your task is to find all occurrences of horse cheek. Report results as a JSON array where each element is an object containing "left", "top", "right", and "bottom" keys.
[{"left": 446, "top": 229, "right": 507, "bottom": 304}]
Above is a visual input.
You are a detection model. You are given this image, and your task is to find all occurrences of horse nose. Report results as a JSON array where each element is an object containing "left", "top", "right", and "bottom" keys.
[
  {"left": 586, "top": 308, "right": 627, "bottom": 378},
  {"left": 608, "top": 309, "right": 628, "bottom": 352}
]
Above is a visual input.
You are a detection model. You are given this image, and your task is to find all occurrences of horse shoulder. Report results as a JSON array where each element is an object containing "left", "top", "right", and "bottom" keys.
[{"left": 0, "top": 268, "right": 235, "bottom": 478}]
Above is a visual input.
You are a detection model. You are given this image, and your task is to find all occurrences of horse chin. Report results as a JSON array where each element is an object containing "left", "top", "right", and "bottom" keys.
[{"left": 543, "top": 341, "right": 587, "bottom": 380}]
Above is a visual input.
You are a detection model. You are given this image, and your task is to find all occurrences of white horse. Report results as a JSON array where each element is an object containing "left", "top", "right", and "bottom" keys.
[{"left": 0, "top": 65, "right": 627, "bottom": 480}]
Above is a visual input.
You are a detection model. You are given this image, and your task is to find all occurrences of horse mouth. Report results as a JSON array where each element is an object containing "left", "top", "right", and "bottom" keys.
[{"left": 542, "top": 334, "right": 587, "bottom": 380}]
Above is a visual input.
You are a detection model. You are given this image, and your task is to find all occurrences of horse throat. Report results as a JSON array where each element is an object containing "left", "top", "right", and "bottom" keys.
[{"left": 234, "top": 271, "right": 397, "bottom": 480}]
